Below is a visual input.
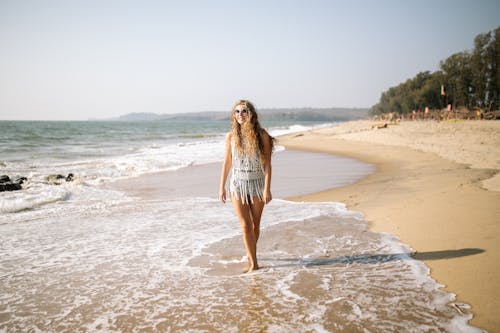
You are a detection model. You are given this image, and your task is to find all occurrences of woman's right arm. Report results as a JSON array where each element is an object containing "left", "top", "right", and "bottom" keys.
[{"left": 219, "top": 133, "right": 232, "bottom": 203}]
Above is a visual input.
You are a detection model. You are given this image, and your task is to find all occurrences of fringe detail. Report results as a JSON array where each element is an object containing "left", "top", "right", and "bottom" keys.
[{"left": 229, "top": 177, "right": 264, "bottom": 205}]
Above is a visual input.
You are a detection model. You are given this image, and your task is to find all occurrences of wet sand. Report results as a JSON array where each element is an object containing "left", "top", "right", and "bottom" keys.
[
  {"left": 279, "top": 120, "right": 500, "bottom": 332},
  {"left": 108, "top": 149, "right": 373, "bottom": 201}
]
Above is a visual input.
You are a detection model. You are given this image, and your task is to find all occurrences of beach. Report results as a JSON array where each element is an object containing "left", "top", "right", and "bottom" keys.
[
  {"left": 279, "top": 119, "right": 500, "bottom": 332},
  {"left": 1, "top": 119, "right": 496, "bottom": 332}
]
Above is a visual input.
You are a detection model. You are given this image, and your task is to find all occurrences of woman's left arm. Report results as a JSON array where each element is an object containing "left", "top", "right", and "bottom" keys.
[{"left": 261, "top": 131, "right": 273, "bottom": 204}]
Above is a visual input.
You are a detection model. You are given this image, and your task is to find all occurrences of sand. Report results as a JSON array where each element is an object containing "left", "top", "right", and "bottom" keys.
[
  {"left": 108, "top": 149, "right": 373, "bottom": 201},
  {"left": 279, "top": 119, "right": 500, "bottom": 332}
]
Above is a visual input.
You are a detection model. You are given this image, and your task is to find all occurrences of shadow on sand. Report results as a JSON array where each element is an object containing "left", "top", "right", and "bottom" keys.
[{"left": 260, "top": 248, "right": 485, "bottom": 269}]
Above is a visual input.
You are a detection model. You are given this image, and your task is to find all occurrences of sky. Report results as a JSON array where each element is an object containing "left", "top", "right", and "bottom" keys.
[{"left": 0, "top": 0, "right": 499, "bottom": 120}]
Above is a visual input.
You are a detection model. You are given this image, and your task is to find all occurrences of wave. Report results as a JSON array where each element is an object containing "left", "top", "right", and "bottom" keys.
[
  {"left": 0, "top": 121, "right": 335, "bottom": 215},
  {"left": 0, "top": 184, "right": 70, "bottom": 214},
  {"left": 268, "top": 122, "right": 334, "bottom": 137},
  {"left": 0, "top": 198, "right": 480, "bottom": 332}
]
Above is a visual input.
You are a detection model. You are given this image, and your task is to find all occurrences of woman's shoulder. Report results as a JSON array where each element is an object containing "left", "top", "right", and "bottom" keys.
[
  {"left": 259, "top": 128, "right": 275, "bottom": 151},
  {"left": 259, "top": 128, "right": 270, "bottom": 138},
  {"left": 259, "top": 128, "right": 274, "bottom": 142}
]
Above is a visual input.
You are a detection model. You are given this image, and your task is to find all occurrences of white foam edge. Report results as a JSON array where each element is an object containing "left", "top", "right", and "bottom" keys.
[
  {"left": 0, "top": 185, "right": 70, "bottom": 214},
  {"left": 376, "top": 231, "right": 483, "bottom": 332}
]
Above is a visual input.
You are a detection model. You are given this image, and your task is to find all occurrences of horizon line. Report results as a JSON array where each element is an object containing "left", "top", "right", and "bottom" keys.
[{"left": 0, "top": 106, "right": 372, "bottom": 121}]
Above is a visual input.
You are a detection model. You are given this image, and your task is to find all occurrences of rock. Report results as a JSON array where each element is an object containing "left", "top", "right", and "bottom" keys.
[
  {"left": 0, "top": 175, "right": 25, "bottom": 192},
  {"left": 0, "top": 175, "right": 11, "bottom": 183},
  {"left": 0, "top": 183, "right": 22, "bottom": 191},
  {"left": 0, "top": 173, "right": 75, "bottom": 191},
  {"left": 46, "top": 173, "right": 75, "bottom": 185},
  {"left": 15, "top": 177, "right": 27, "bottom": 185}
]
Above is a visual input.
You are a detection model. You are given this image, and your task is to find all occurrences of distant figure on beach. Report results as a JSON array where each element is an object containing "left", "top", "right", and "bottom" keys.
[{"left": 219, "top": 99, "right": 275, "bottom": 273}]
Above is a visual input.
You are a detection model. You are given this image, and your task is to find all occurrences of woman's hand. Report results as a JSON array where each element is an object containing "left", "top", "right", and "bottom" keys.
[
  {"left": 219, "top": 189, "right": 226, "bottom": 203},
  {"left": 263, "top": 190, "right": 272, "bottom": 204}
]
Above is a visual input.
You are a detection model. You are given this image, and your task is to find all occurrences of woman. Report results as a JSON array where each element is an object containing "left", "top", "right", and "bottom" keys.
[{"left": 219, "top": 99, "right": 275, "bottom": 273}]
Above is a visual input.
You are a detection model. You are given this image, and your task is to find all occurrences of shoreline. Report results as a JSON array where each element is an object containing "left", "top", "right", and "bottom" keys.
[
  {"left": 106, "top": 149, "right": 373, "bottom": 202},
  {"left": 279, "top": 120, "right": 500, "bottom": 332}
]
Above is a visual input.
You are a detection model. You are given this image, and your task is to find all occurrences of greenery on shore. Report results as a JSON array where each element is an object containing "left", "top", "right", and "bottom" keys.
[{"left": 372, "top": 27, "right": 499, "bottom": 116}]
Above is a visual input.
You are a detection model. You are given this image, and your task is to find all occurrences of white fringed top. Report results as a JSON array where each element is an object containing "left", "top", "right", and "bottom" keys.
[{"left": 229, "top": 140, "right": 264, "bottom": 204}]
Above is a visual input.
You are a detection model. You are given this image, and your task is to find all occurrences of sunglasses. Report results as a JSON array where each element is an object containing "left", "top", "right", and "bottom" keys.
[{"left": 234, "top": 109, "right": 248, "bottom": 115}]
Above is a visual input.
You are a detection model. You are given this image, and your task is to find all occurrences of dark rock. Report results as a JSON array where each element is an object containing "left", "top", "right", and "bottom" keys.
[
  {"left": 0, "top": 173, "right": 74, "bottom": 192},
  {"left": 0, "top": 175, "right": 26, "bottom": 192},
  {"left": 46, "top": 174, "right": 65, "bottom": 183},
  {"left": 15, "top": 177, "right": 28, "bottom": 185},
  {"left": 0, "top": 183, "right": 22, "bottom": 191},
  {"left": 46, "top": 173, "right": 75, "bottom": 184}
]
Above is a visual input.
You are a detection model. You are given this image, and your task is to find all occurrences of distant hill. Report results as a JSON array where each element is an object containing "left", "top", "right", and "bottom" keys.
[{"left": 115, "top": 108, "right": 369, "bottom": 122}]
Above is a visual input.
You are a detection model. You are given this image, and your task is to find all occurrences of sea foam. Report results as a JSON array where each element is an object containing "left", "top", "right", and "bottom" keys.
[{"left": 0, "top": 198, "right": 481, "bottom": 332}]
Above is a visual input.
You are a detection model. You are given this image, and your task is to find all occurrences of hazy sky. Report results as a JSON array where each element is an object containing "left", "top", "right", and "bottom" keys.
[{"left": 1, "top": 0, "right": 499, "bottom": 120}]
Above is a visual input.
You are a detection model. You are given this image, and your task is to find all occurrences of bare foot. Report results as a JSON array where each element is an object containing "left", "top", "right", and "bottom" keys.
[{"left": 243, "top": 265, "right": 259, "bottom": 273}]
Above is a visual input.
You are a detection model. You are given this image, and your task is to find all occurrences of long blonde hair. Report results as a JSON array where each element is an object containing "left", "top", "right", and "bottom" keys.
[{"left": 230, "top": 99, "right": 274, "bottom": 158}]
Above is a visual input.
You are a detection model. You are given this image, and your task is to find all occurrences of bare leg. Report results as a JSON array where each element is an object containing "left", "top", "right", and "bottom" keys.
[
  {"left": 249, "top": 199, "right": 265, "bottom": 244},
  {"left": 231, "top": 194, "right": 259, "bottom": 272}
]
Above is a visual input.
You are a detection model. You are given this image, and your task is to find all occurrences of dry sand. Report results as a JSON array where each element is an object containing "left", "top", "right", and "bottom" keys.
[{"left": 279, "top": 119, "right": 500, "bottom": 332}]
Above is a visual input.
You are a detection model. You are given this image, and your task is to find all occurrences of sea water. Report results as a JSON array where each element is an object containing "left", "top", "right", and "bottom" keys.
[{"left": 0, "top": 120, "right": 481, "bottom": 332}]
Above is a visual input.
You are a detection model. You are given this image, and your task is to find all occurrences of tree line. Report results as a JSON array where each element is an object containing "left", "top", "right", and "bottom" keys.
[{"left": 371, "top": 27, "right": 499, "bottom": 116}]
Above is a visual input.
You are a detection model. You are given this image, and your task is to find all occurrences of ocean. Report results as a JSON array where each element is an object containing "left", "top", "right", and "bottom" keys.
[{"left": 0, "top": 119, "right": 481, "bottom": 332}]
